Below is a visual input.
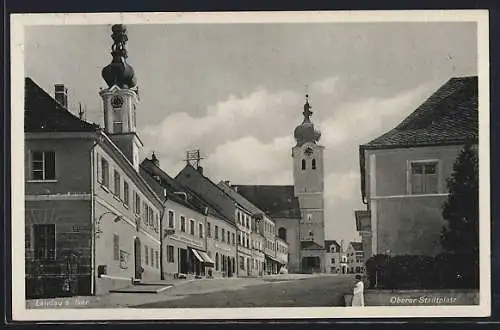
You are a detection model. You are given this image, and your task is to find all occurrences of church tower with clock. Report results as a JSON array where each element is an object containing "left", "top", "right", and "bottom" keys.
[
  {"left": 99, "top": 24, "right": 142, "bottom": 171},
  {"left": 292, "top": 95, "right": 325, "bottom": 247}
]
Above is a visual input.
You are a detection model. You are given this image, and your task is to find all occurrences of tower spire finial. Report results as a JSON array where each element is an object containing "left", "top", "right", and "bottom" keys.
[{"left": 303, "top": 93, "right": 313, "bottom": 120}]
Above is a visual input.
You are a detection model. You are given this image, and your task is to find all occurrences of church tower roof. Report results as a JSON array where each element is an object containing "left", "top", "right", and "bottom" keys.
[
  {"left": 293, "top": 94, "right": 321, "bottom": 147},
  {"left": 101, "top": 24, "right": 137, "bottom": 89}
]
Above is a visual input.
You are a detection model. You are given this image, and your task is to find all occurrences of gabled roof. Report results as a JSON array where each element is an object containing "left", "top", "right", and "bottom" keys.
[
  {"left": 359, "top": 76, "right": 478, "bottom": 200},
  {"left": 349, "top": 242, "right": 363, "bottom": 251},
  {"left": 217, "top": 182, "right": 266, "bottom": 218},
  {"left": 231, "top": 185, "right": 301, "bottom": 219},
  {"left": 324, "top": 240, "right": 341, "bottom": 251},
  {"left": 300, "top": 241, "right": 325, "bottom": 250},
  {"left": 175, "top": 165, "right": 238, "bottom": 224},
  {"left": 25, "top": 77, "right": 99, "bottom": 132},
  {"left": 141, "top": 159, "right": 232, "bottom": 224},
  {"left": 363, "top": 76, "right": 478, "bottom": 149}
]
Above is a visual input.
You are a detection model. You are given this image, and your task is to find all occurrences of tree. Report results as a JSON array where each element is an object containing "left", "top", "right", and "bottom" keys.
[
  {"left": 441, "top": 144, "right": 479, "bottom": 255},
  {"left": 440, "top": 144, "right": 479, "bottom": 288}
]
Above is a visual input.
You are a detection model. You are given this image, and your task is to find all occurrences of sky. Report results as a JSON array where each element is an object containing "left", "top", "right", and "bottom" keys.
[{"left": 24, "top": 21, "right": 477, "bottom": 243}]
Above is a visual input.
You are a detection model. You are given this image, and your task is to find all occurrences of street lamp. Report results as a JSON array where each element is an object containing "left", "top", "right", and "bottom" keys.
[{"left": 95, "top": 211, "right": 124, "bottom": 238}]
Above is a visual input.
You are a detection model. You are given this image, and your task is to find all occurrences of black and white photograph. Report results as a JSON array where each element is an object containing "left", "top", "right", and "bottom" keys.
[{"left": 10, "top": 10, "right": 490, "bottom": 320}]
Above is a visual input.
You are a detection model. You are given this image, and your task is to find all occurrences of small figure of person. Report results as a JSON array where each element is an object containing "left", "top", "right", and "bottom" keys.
[{"left": 351, "top": 274, "right": 365, "bottom": 307}]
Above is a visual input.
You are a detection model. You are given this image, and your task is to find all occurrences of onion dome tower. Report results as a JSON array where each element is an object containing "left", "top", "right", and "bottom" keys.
[
  {"left": 293, "top": 94, "right": 321, "bottom": 147},
  {"left": 101, "top": 24, "right": 137, "bottom": 89},
  {"left": 292, "top": 94, "right": 325, "bottom": 250},
  {"left": 99, "top": 24, "right": 143, "bottom": 172}
]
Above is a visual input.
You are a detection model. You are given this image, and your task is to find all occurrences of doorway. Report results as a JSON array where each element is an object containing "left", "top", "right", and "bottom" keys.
[
  {"left": 134, "top": 237, "right": 142, "bottom": 280},
  {"left": 301, "top": 256, "right": 321, "bottom": 273},
  {"left": 179, "top": 248, "right": 188, "bottom": 274}
]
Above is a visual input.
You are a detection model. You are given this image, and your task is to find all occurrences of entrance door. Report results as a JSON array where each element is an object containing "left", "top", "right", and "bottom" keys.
[
  {"left": 179, "top": 248, "right": 188, "bottom": 274},
  {"left": 134, "top": 237, "right": 142, "bottom": 279},
  {"left": 302, "top": 256, "right": 320, "bottom": 273}
]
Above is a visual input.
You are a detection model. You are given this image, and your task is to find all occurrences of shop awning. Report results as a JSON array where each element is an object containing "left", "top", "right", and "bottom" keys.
[
  {"left": 190, "top": 248, "right": 204, "bottom": 263},
  {"left": 265, "top": 254, "right": 282, "bottom": 264},
  {"left": 199, "top": 251, "right": 215, "bottom": 267}
]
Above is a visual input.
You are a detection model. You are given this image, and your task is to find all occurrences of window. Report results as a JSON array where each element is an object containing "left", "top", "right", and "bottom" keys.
[
  {"left": 148, "top": 207, "right": 154, "bottom": 226},
  {"left": 238, "top": 233, "right": 241, "bottom": 245},
  {"left": 168, "top": 211, "right": 174, "bottom": 228},
  {"left": 227, "top": 231, "right": 230, "bottom": 244},
  {"left": 142, "top": 202, "right": 148, "bottom": 224},
  {"left": 31, "top": 151, "right": 56, "bottom": 180},
  {"left": 150, "top": 247, "right": 154, "bottom": 267},
  {"left": 278, "top": 227, "right": 287, "bottom": 242},
  {"left": 410, "top": 161, "right": 438, "bottom": 194},
  {"left": 113, "top": 108, "right": 123, "bottom": 133},
  {"left": 301, "top": 159, "right": 306, "bottom": 170},
  {"left": 312, "top": 158, "right": 316, "bottom": 170},
  {"left": 181, "top": 216, "right": 186, "bottom": 232},
  {"left": 215, "top": 253, "right": 219, "bottom": 271},
  {"left": 33, "top": 224, "right": 55, "bottom": 260},
  {"left": 215, "top": 225, "right": 219, "bottom": 240},
  {"left": 123, "top": 181, "right": 129, "bottom": 206},
  {"left": 154, "top": 213, "right": 159, "bottom": 232},
  {"left": 331, "top": 258, "right": 335, "bottom": 264},
  {"left": 240, "top": 256, "right": 245, "bottom": 270},
  {"left": 190, "top": 219, "right": 195, "bottom": 235},
  {"left": 199, "top": 223, "right": 203, "bottom": 238},
  {"left": 221, "top": 228, "right": 225, "bottom": 242},
  {"left": 167, "top": 245, "right": 174, "bottom": 263},
  {"left": 155, "top": 251, "right": 159, "bottom": 269},
  {"left": 101, "top": 158, "right": 109, "bottom": 186},
  {"left": 114, "top": 170, "right": 120, "bottom": 197},
  {"left": 134, "top": 192, "right": 140, "bottom": 215},
  {"left": 144, "top": 245, "right": 149, "bottom": 265},
  {"left": 245, "top": 217, "right": 249, "bottom": 229},
  {"left": 232, "top": 233, "right": 235, "bottom": 245},
  {"left": 113, "top": 234, "right": 119, "bottom": 260},
  {"left": 207, "top": 222, "right": 212, "bottom": 237}
]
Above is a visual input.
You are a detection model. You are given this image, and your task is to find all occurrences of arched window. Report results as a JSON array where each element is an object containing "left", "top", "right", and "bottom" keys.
[
  {"left": 312, "top": 158, "right": 316, "bottom": 170},
  {"left": 216, "top": 253, "right": 219, "bottom": 271},
  {"left": 278, "top": 227, "right": 287, "bottom": 242},
  {"left": 301, "top": 159, "right": 306, "bottom": 170}
]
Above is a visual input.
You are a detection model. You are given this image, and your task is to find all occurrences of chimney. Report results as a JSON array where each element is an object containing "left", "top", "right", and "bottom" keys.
[
  {"left": 340, "top": 240, "right": 345, "bottom": 252},
  {"left": 54, "top": 84, "right": 68, "bottom": 109},
  {"left": 151, "top": 152, "right": 160, "bottom": 167},
  {"left": 197, "top": 166, "right": 203, "bottom": 175}
]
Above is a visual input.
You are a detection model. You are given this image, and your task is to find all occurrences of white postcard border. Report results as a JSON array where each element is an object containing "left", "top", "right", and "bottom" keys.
[{"left": 10, "top": 10, "right": 491, "bottom": 320}]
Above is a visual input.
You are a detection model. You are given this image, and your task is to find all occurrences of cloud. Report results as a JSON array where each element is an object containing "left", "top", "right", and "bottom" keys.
[
  {"left": 140, "top": 75, "right": 440, "bottom": 242},
  {"left": 310, "top": 76, "right": 340, "bottom": 95}
]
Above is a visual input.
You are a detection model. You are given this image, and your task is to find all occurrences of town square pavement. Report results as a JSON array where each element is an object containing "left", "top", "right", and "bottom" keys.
[{"left": 26, "top": 274, "right": 354, "bottom": 309}]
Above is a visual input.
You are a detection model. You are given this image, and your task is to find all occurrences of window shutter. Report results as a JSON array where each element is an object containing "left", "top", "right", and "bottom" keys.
[{"left": 45, "top": 151, "right": 56, "bottom": 180}]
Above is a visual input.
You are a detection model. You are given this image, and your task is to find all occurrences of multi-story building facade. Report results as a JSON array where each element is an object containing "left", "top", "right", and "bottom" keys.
[
  {"left": 357, "top": 76, "right": 478, "bottom": 259},
  {"left": 218, "top": 182, "right": 288, "bottom": 276},
  {"left": 24, "top": 25, "right": 166, "bottom": 298},
  {"left": 346, "top": 242, "right": 364, "bottom": 274},
  {"left": 175, "top": 164, "right": 256, "bottom": 277}
]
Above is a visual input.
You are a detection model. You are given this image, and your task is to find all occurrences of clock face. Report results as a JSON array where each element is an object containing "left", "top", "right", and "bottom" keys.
[
  {"left": 304, "top": 147, "right": 314, "bottom": 156},
  {"left": 111, "top": 96, "right": 124, "bottom": 108}
]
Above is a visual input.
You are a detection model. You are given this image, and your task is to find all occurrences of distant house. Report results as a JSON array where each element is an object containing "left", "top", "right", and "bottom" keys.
[
  {"left": 357, "top": 76, "right": 478, "bottom": 258},
  {"left": 324, "top": 240, "right": 343, "bottom": 274},
  {"left": 346, "top": 242, "right": 364, "bottom": 274}
]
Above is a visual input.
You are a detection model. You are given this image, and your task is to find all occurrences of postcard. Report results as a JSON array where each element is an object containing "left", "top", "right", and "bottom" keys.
[{"left": 10, "top": 10, "right": 490, "bottom": 320}]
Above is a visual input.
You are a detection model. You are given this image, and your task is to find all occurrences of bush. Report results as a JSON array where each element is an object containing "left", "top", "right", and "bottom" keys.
[{"left": 364, "top": 253, "right": 478, "bottom": 290}]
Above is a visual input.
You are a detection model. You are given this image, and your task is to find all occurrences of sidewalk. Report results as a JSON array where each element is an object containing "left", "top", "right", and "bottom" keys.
[
  {"left": 26, "top": 278, "right": 202, "bottom": 309},
  {"left": 26, "top": 276, "right": 267, "bottom": 309}
]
